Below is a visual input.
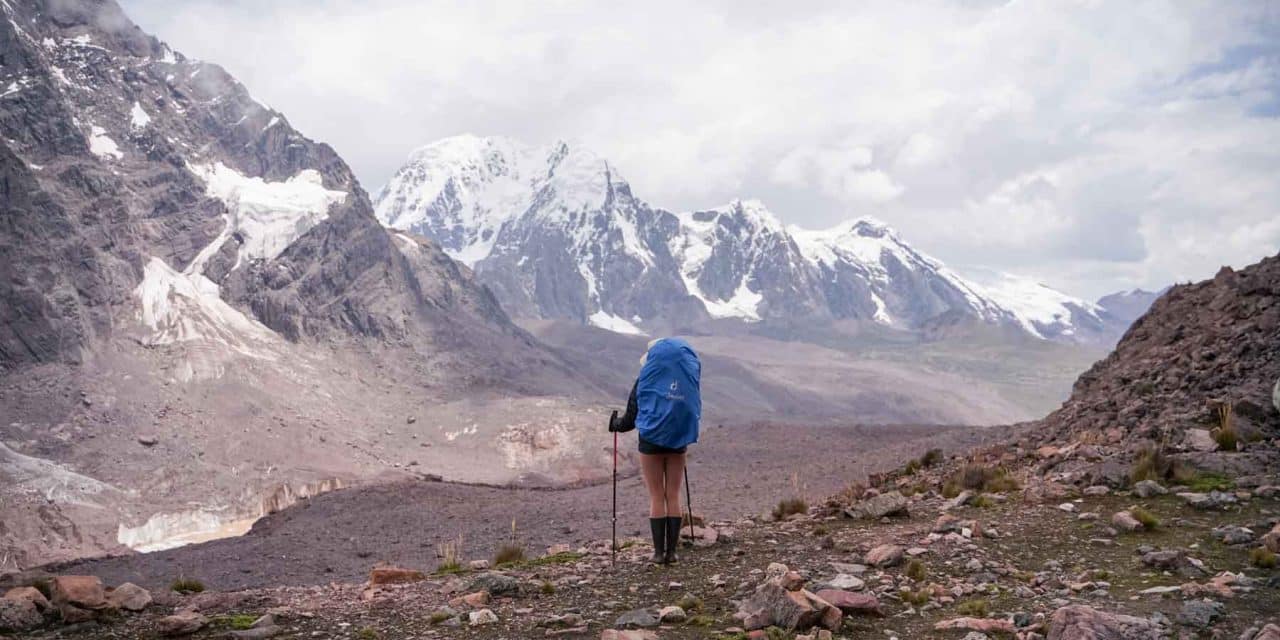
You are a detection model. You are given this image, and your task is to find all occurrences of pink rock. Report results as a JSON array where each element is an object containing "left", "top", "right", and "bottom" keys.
[
  {"left": 934, "top": 617, "right": 1017, "bottom": 634},
  {"left": 814, "top": 589, "right": 883, "bottom": 616}
]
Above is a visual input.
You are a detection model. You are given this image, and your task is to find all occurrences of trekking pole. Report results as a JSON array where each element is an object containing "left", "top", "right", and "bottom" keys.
[
  {"left": 611, "top": 423, "right": 618, "bottom": 566},
  {"left": 684, "top": 461, "right": 694, "bottom": 546}
]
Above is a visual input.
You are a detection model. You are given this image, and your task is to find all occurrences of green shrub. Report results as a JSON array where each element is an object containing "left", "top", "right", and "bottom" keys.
[
  {"left": 169, "top": 577, "right": 205, "bottom": 594},
  {"left": 429, "top": 610, "right": 451, "bottom": 624},
  {"left": 905, "top": 559, "right": 926, "bottom": 582},
  {"left": 956, "top": 599, "right": 989, "bottom": 617},
  {"left": 356, "top": 628, "right": 380, "bottom": 640},
  {"left": 971, "top": 494, "right": 995, "bottom": 508},
  {"left": 920, "top": 448, "right": 943, "bottom": 468},
  {"left": 1251, "top": 547, "right": 1277, "bottom": 569},
  {"left": 539, "top": 581, "right": 555, "bottom": 595},
  {"left": 772, "top": 497, "right": 808, "bottom": 520},
  {"left": 941, "top": 481, "right": 962, "bottom": 499},
  {"left": 903, "top": 459, "right": 922, "bottom": 475},
  {"left": 1129, "top": 506, "right": 1160, "bottom": 530}
]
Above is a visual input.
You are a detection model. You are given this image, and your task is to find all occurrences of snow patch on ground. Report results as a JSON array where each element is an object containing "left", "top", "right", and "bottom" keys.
[
  {"left": 129, "top": 101, "right": 151, "bottom": 129},
  {"left": 87, "top": 125, "right": 122, "bottom": 160},
  {"left": 588, "top": 310, "right": 646, "bottom": 335}
]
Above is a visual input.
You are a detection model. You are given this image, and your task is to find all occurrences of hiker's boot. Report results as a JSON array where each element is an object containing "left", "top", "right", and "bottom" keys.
[
  {"left": 648, "top": 517, "right": 666, "bottom": 564},
  {"left": 663, "top": 516, "right": 682, "bottom": 564}
]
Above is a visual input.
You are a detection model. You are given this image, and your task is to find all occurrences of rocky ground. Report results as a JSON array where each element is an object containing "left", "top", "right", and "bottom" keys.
[{"left": 2, "top": 444, "right": 1278, "bottom": 639}]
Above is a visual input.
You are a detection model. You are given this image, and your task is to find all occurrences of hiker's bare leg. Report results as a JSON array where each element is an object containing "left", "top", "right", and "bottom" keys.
[
  {"left": 662, "top": 453, "right": 686, "bottom": 517},
  {"left": 640, "top": 454, "right": 667, "bottom": 517}
]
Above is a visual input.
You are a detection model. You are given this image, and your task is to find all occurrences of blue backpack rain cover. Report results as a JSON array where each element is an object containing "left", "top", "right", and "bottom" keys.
[{"left": 636, "top": 338, "right": 702, "bottom": 449}]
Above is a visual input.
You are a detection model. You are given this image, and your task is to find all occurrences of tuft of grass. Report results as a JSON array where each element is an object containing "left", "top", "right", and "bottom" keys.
[
  {"left": 1129, "top": 506, "right": 1160, "bottom": 530},
  {"left": 946, "top": 463, "right": 1019, "bottom": 494},
  {"left": 902, "top": 589, "right": 931, "bottom": 606},
  {"left": 539, "top": 580, "right": 555, "bottom": 595},
  {"left": 764, "top": 626, "right": 791, "bottom": 640},
  {"left": 1179, "top": 471, "right": 1234, "bottom": 493},
  {"left": 212, "top": 614, "right": 257, "bottom": 630},
  {"left": 956, "top": 599, "right": 990, "bottom": 617},
  {"left": 493, "top": 543, "right": 526, "bottom": 566},
  {"left": 685, "top": 615, "right": 716, "bottom": 627},
  {"left": 1251, "top": 547, "right": 1277, "bottom": 569},
  {"left": 772, "top": 497, "right": 808, "bottom": 521},
  {"left": 356, "top": 628, "right": 380, "bottom": 640},
  {"left": 902, "top": 459, "right": 922, "bottom": 475},
  {"left": 905, "top": 559, "right": 926, "bottom": 582},
  {"left": 524, "top": 551, "right": 583, "bottom": 567},
  {"left": 429, "top": 611, "right": 451, "bottom": 625},
  {"left": 971, "top": 494, "right": 995, "bottom": 508},
  {"left": 1131, "top": 446, "right": 1175, "bottom": 483},
  {"left": 920, "top": 448, "right": 943, "bottom": 468},
  {"left": 812, "top": 524, "right": 830, "bottom": 536},
  {"left": 1135, "top": 381, "right": 1156, "bottom": 396},
  {"left": 677, "top": 593, "right": 704, "bottom": 612},
  {"left": 1213, "top": 404, "right": 1238, "bottom": 452},
  {"left": 436, "top": 534, "right": 465, "bottom": 574},
  {"left": 169, "top": 577, "right": 205, "bottom": 595}
]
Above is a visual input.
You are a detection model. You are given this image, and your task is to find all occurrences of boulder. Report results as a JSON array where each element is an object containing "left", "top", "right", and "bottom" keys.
[
  {"left": 657, "top": 605, "right": 686, "bottom": 623},
  {"left": 1255, "top": 623, "right": 1280, "bottom": 640},
  {"left": 2, "top": 587, "right": 50, "bottom": 613},
  {"left": 601, "top": 631, "right": 659, "bottom": 640},
  {"left": 470, "top": 572, "right": 520, "bottom": 596},
  {"left": 737, "top": 582, "right": 841, "bottom": 632},
  {"left": 369, "top": 566, "right": 426, "bottom": 585},
  {"left": 813, "top": 589, "right": 882, "bottom": 616},
  {"left": 614, "top": 609, "right": 659, "bottom": 629},
  {"left": 934, "top": 618, "right": 1016, "bottom": 634},
  {"left": 845, "top": 491, "right": 909, "bottom": 519},
  {"left": 1262, "top": 524, "right": 1280, "bottom": 553},
  {"left": 1111, "top": 511, "right": 1143, "bottom": 532},
  {"left": 1046, "top": 604, "right": 1163, "bottom": 639},
  {"left": 1211, "top": 525, "right": 1254, "bottom": 545},
  {"left": 1141, "top": 550, "right": 1207, "bottom": 577},
  {"left": 468, "top": 609, "right": 499, "bottom": 626},
  {"left": 1132, "top": 480, "right": 1167, "bottom": 498},
  {"left": 1175, "top": 599, "right": 1223, "bottom": 629},
  {"left": 942, "top": 490, "right": 975, "bottom": 511},
  {"left": 1177, "top": 491, "right": 1237, "bottom": 510},
  {"left": 814, "top": 574, "right": 863, "bottom": 591},
  {"left": 0, "top": 598, "right": 43, "bottom": 633},
  {"left": 933, "top": 514, "right": 962, "bottom": 533},
  {"left": 1186, "top": 429, "right": 1217, "bottom": 452},
  {"left": 865, "top": 544, "right": 904, "bottom": 568},
  {"left": 158, "top": 610, "right": 209, "bottom": 636},
  {"left": 105, "top": 582, "right": 152, "bottom": 611},
  {"left": 1083, "top": 485, "right": 1110, "bottom": 496},
  {"left": 49, "top": 575, "right": 106, "bottom": 610}
]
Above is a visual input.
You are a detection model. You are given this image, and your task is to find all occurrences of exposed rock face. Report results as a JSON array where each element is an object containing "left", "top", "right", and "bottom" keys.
[
  {"left": 375, "top": 136, "right": 1128, "bottom": 342},
  {"left": 1046, "top": 604, "right": 1164, "bottom": 639},
  {"left": 1033, "top": 255, "right": 1280, "bottom": 450},
  {"left": 843, "top": 491, "right": 909, "bottom": 519},
  {"left": 0, "top": 0, "right": 566, "bottom": 386}
]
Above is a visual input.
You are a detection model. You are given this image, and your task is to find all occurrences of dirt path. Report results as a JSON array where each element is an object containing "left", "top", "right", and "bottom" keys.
[{"left": 37, "top": 422, "right": 1009, "bottom": 591}]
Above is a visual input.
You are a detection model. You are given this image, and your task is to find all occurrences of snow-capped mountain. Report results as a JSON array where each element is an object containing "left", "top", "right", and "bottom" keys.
[{"left": 375, "top": 135, "right": 1129, "bottom": 343}]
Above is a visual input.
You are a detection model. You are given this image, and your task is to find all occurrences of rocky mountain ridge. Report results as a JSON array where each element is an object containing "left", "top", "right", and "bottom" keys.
[{"left": 375, "top": 135, "right": 1146, "bottom": 344}]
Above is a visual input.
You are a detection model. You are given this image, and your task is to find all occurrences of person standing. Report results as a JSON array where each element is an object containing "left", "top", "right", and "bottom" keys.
[{"left": 609, "top": 337, "right": 702, "bottom": 564}]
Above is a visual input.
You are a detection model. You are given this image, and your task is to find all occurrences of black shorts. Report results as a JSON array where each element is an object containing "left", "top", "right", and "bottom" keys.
[{"left": 639, "top": 436, "right": 687, "bottom": 455}]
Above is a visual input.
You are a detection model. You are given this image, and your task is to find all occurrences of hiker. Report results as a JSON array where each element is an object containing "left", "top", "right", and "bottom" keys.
[{"left": 609, "top": 337, "right": 702, "bottom": 564}]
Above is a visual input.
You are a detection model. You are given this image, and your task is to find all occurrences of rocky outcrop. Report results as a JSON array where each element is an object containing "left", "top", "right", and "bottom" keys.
[{"left": 1032, "top": 254, "right": 1280, "bottom": 455}]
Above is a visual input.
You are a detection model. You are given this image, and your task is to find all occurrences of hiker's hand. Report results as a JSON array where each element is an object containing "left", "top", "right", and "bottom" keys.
[{"left": 608, "top": 410, "right": 620, "bottom": 432}]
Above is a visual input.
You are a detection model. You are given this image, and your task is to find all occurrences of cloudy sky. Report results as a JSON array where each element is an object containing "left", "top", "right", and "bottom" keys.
[{"left": 123, "top": 0, "right": 1279, "bottom": 298}]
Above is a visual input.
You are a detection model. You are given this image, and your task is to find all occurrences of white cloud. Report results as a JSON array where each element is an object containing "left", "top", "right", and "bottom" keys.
[{"left": 120, "top": 0, "right": 1280, "bottom": 298}]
